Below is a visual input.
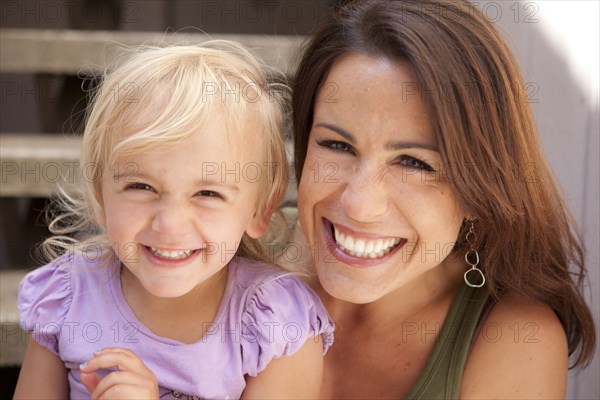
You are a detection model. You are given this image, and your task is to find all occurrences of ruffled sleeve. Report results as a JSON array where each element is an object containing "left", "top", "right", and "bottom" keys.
[
  {"left": 18, "top": 254, "right": 73, "bottom": 356},
  {"left": 240, "top": 274, "right": 334, "bottom": 376}
]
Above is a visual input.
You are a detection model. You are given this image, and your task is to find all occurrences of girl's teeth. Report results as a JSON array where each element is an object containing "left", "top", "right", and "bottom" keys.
[
  {"left": 333, "top": 225, "right": 402, "bottom": 259},
  {"left": 149, "top": 247, "right": 193, "bottom": 260}
]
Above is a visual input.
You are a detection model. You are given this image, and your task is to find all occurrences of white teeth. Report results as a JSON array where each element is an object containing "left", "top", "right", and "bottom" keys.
[
  {"left": 355, "top": 239, "right": 365, "bottom": 253},
  {"left": 343, "top": 235, "right": 354, "bottom": 251},
  {"left": 332, "top": 225, "right": 402, "bottom": 259},
  {"left": 149, "top": 247, "right": 194, "bottom": 260}
]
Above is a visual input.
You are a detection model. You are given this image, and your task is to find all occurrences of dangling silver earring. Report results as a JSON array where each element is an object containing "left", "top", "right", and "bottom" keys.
[{"left": 464, "top": 220, "right": 485, "bottom": 288}]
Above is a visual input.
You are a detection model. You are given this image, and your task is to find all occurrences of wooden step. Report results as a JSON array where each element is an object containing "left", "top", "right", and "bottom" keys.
[
  {"left": 0, "top": 270, "right": 29, "bottom": 367},
  {"left": 0, "top": 133, "right": 81, "bottom": 197},
  {"left": 0, "top": 132, "right": 297, "bottom": 202},
  {"left": 0, "top": 28, "right": 305, "bottom": 74}
]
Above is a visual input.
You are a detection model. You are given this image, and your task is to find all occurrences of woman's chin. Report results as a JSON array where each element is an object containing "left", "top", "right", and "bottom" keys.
[{"left": 316, "top": 268, "right": 388, "bottom": 304}]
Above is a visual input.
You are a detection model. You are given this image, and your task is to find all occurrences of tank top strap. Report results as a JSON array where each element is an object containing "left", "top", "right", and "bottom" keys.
[{"left": 405, "top": 282, "right": 490, "bottom": 399}]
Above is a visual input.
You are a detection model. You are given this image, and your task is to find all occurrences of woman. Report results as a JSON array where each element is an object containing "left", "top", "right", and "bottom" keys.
[{"left": 283, "top": 0, "right": 596, "bottom": 398}]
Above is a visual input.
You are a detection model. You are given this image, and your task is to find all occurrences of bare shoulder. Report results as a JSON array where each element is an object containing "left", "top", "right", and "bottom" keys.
[
  {"left": 14, "top": 336, "right": 69, "bottom": 399},
  {"left": 242, "top": 337, "right": 323, "bottom": 399},
  {"left": 461, "top": 293, "right": 568, "bottom": 399}
]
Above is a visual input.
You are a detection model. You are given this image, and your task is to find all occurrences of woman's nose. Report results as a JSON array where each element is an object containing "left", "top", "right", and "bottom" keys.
[{"left": 340, "top": 166, "right": 389, "bottom": 222}]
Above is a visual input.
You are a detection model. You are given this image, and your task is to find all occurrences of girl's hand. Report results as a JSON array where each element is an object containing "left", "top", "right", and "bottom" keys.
[{"left": 79, "top": 347, "right": 159, "bottom": 400}]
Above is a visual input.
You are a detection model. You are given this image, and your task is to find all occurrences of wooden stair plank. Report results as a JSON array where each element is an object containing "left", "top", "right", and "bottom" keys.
[
  {"left": 0, "top": 133, "right": 81, "bottom": 197},
  {"left": 0, "top": 28, "right": 305, "bottom": 74}
]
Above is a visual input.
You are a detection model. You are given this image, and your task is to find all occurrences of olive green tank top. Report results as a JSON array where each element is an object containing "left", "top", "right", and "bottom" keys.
[
  {"left": 272, "top": 208, "right": 490, "bottom": 399},
  {"left": 405, "top": 282, "right": 490, "bottom": 399}
]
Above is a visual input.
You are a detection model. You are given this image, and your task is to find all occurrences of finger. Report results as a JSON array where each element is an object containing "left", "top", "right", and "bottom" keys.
[
  {"left": 95, "top": 347, "right": 140, "bottom": 358},
  {"left": 97, "top": 384, "right": 157, "bottom": 400},
  {"left": 80, "top": 351, "right": 146, "bottom": 374},
  {"left": 92, "top": 347, "right": 141, "bottom": 362},
  {"left": 90, "top": 371, "right": 157, "bottom": 400},
  {"left": 80, "top": 371, "right": 102, "bottom": 394}
]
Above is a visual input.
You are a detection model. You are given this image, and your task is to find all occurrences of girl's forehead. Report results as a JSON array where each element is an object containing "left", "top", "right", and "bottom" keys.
[
  {"left": 102, "top": 76, "right": 269, "bottom": 166},
  {"left": 113, "top": 106, "right": 264, "bottom": 159}
]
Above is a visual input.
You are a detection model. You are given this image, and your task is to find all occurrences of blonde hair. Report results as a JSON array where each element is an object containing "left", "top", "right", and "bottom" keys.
[{"left": 44, "top": 40, "right": 289, "bottom": 264}]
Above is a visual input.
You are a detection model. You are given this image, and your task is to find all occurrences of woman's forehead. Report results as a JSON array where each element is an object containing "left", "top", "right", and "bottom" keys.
[{"left": 314, "top": 54, "right": 434, "bottom": 144}]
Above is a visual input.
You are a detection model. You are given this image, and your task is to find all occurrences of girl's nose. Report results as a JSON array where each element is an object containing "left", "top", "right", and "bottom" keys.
[{"left": 151, "top": 200, "right": 191, "bottom": 236}]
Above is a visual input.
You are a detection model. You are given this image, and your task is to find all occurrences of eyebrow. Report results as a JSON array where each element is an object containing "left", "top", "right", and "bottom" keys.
[
  {"left": 112, "top": 171, "right": 240, "bottom": 192},
  {"left": 315, "top": 123, "right": 355, "bottom": 143},
  {"left": 314, "top": 122, "right": 439, "bottom": 152},
  {"left": 197, "top": 178, "right": 240, "bottom": 193},
  {"left": 112, "top": 171, "right": 148, "bottom": 182}
]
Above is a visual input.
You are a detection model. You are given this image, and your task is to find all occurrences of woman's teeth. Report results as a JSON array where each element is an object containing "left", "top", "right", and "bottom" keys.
[
  {"left": 333, "top": 226, "right": 401, "bottom": 259},
  {"left": 149, "top": 247, "right": 194, "bottom": 260}
]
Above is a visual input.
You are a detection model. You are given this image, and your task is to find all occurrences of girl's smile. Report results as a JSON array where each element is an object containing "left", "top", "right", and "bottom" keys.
[
  {"left": 141, "top": 245, "right": 203, "bottom": 267},
  {"left": 98, "top": 111, "right": 266, "bottom": 299}
]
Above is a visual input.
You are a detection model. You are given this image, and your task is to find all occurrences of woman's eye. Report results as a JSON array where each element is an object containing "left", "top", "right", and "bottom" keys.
[
  {"left": 317, "top": 139, "right": 356, "bottom": 155},
  {"left": 198, "top": 190, "right": 224, "bottom": 199},
  {"left": 398, "top": 156, "right": 435, "bottom": 172},
  {"left": 125, "top": 182, "right": 155, "bottom": 192}
]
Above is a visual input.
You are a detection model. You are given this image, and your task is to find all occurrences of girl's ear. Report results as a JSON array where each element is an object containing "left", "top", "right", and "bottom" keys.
[
  {"left": 246, "top": 200, "right": 280, "bottom": 239},
  {"left": 245, "top": 187, "right": 285, "bottom": 239},
  {"left": 245, "top": 211, "right": 270, "bottom": 239},
  {"left": 92, "top": 207, "right": 106, "bottom": 229}
]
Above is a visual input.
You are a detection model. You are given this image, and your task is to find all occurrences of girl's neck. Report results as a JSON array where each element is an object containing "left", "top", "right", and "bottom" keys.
[{"left": 120, "top": 266, "right": 228, "bottom": 344}]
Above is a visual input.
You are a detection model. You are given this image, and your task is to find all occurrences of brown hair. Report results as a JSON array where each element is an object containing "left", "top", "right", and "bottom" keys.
[{"left": 292, "top": 0, "right": 595, "bottom": 368}]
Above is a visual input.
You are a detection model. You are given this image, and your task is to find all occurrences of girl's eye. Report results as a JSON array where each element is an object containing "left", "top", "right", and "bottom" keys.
[
  {"left": 125, "top": 182, "right": 155, "bottom": 192},
  {"left": 198, "top": 190, "right": 224, "bottom": 199},
  {"left": 317, "top": 139, "right": 356, "bottom": 155},
  {"left": 398, "top": 156, "right": 435, "bottom": 172}
]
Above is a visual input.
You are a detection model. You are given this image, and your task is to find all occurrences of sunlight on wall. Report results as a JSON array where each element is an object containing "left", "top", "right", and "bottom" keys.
[{"left": 536, "top": 0, "right": 599, "bottom": 104}]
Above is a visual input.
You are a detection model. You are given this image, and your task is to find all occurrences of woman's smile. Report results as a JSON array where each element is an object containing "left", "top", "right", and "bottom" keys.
[
  {"left": 324, "top": 218, "right": 407, "bottom": 266},
  {"left": 298, "top": 54, "right": 467, "bottom": 303}
]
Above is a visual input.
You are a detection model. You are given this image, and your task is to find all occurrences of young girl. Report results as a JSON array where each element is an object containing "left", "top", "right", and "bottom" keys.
[{"left": 15, "top": 41, "right": 333, "bottom": 399}]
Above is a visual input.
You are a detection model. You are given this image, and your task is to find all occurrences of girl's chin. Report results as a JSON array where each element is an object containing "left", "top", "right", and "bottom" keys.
[{"left": 141, "top": 281, "right": 195, "bottom": 298}]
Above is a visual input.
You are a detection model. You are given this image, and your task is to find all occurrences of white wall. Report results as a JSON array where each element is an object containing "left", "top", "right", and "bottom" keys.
[{"left": 476, "top": 1, "right": 599, "bottom": 398}]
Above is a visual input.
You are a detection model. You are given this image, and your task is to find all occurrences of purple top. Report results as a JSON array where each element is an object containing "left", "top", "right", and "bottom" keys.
[{"left": 19, "top": 252, "right": 334, "bottom": 399}]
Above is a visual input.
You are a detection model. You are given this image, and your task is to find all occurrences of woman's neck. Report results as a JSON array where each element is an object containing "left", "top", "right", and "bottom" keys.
[
  {"left": 316, "top": 256, "right": 466, "bottom": 399},
  {"left": 314, "top": 255, "right": 465, "bottom": 327}
]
